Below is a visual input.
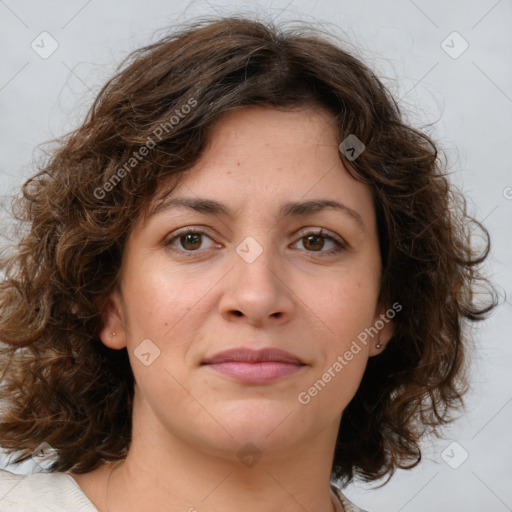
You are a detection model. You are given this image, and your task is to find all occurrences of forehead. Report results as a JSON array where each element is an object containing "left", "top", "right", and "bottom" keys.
[
  {"left": 143, "top": 105, "right": 374, "bottom": 227},
  {"left": 205, "top": 104, "right": 341, "bottom": 148}
]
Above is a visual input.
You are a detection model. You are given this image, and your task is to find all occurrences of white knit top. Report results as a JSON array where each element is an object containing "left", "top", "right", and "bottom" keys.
[{"left": 0, "top": 468, "right": 367, "bottom": 511}]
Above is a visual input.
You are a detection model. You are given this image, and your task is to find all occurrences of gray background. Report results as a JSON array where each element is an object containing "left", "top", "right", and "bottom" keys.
[{"left": 1, "top": 1, "right": 511, "bottom": 511}]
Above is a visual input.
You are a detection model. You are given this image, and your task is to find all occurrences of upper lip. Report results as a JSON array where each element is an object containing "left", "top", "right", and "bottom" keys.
[{"left": 202, "top": 347, "right": 305, "bottom": 365}]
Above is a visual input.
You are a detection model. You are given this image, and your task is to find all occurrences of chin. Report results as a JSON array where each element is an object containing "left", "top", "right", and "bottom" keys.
[{"left": 207, "top": 402, "right": 305, "bottom": 448}]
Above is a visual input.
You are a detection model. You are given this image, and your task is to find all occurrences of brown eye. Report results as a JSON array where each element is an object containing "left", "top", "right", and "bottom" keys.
[
  {"left": 291, "top": 229, "right": 345, "bottom": 257},
  {"left": 302, "top": 234, "right": 325, "bottom": 251},
  {"left": 165, "top": 229, "right": 216, "bottom": 253},
  {"left": 179, "top": 233, "right": 203, "bottom": 250}
]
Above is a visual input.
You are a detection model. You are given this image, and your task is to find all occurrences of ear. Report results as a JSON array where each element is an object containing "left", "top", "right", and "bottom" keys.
[
  {"left": 368, "top": 300, "right": 396, "bottom": 357},
  {"left": 98, "top": 289, "right": 127, "bottom": 350}
]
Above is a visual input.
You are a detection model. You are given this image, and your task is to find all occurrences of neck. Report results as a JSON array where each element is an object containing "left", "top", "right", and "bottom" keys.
[{"left": 71, "top": 392, "right": 342, "bottom": 512}]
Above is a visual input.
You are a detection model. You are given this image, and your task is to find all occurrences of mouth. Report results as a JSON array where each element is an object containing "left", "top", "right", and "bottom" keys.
[{"left": 201, "top": 347, "right": 307, "bottom": 384}]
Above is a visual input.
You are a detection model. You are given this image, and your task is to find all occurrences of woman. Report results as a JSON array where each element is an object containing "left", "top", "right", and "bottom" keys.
[{"left": 0, "top": 15, "right": 497, "bottom": 512}]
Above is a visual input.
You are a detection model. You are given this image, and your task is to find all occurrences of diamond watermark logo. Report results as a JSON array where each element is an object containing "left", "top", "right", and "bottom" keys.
[
  {"left": 237, "top": 442, "right": 262, "bottom": 468},
  {"left": 134, "top": 338, "right": 161, "bottom": 366},
  {"left": 338, "top": 134, "right": 365, "bottom": 161},
  {"left": 236, "top": 236, "right": 263, "bottom": 264},
  {"left": 31, "top": 32, "right": 59, "bottom": 59},
  {"left": 441, "top": 31, "right": 469, "bottom": 59},
  {"left": 441, "top": 441, "right": 469, "bottom": 469}
]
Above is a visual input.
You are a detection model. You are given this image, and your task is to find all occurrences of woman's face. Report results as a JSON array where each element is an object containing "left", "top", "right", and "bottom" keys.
[{"left": 101, "top": 104, "right": 392, "bottom": 462}]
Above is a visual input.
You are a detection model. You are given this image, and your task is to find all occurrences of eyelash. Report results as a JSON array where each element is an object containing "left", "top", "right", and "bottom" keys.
[{"left": 164, "top": 227, "right": 346, "bottom": 258}]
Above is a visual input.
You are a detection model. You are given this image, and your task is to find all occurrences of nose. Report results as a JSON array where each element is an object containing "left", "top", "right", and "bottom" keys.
[{"left": 218, "top": 240, "right": 295, "bottom": 327}]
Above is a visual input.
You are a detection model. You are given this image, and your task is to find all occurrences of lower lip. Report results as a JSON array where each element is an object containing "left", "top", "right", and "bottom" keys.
[{"left": 203, "top": 361, "right": 305, "bottom": 384}]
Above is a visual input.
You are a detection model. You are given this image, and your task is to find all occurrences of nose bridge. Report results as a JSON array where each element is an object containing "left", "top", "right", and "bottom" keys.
[
  {"left": 219, "top": 233, "right": 293, "bottom": 323},
  {"left": 233, "top": 234, "right": 281, "bottom": 293}
]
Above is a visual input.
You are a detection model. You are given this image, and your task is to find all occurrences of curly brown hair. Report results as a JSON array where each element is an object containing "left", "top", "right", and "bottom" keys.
[{"left": 0, "top": 15, "right": 497, "bottom": 485}]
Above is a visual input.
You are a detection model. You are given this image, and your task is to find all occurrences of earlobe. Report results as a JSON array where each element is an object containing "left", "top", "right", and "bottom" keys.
[
  {"left": 98, "top": 290, "right": 127, "bottom": 350},
  {"left": 368, "top": 303, "right": 395, "bottom": 357}
]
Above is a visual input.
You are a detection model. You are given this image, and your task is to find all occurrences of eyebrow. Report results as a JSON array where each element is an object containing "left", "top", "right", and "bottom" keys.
[
  {"left": 279, "top": 199, "right": 365, "bottom": 229},
  {"left": 147, "top": 197, "right": 365, "bottom": 230}
]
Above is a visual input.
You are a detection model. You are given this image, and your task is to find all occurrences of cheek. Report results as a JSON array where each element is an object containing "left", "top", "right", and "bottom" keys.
[
  {"left": 121, "top": 260, "right": 225, "bottom": 391},
  {"left": 314, "top": 272, "right": 379, "bottom": 343},
  {"left": 123, "top": 259, "right": 212, "bottom": 338},
  {"left": 294, "top": 274, "right": 375, "bottom": 390},
  {"left": 299, "top": 355, "right": 367, "bottom": 425}
]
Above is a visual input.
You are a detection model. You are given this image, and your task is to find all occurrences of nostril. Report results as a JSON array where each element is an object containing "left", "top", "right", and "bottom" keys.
[{"left": 233, "top": 310, "right": 244, "bottom": 317}]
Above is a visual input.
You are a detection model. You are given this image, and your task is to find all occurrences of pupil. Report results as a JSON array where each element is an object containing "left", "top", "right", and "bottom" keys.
[
  {"left": 305, "top": 235, "right": 324, "bottom": 251},
  {"left": 182, "top": 233, "right": 201, "bottom": 250}
]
